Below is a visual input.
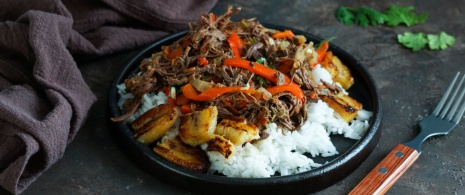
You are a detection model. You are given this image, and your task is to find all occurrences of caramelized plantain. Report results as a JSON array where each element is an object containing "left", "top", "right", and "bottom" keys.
[
  {"left": 321, "top": 92, "right": 362, "bottom": 122},
  {"left": 131, "top": 104, "right": 178, "bottom": 145},
  {"left": 154, "top": 137, "right": 210, "bottom": 172},
  {"left": 179, "top": 106, "right": 218, "bottom": 147},
  {"left": 331, "top": 54, "right": 354, "bottom": 90},
  {"left": 321, "top": 51, "right": 354, "bottom": 90},
  {"left": 214, "top": 119, "right": 260, "bottom": 146},
  {"left": 321, "top": 51, "right": 338, "bottom": 78},
  {"left": 206, "top": 135, "right": 235, "bottom": 159}
]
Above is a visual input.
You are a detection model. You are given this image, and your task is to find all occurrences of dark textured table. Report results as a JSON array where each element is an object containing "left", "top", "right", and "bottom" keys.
[{"left": 4, "top": 0, "right": 464, "bottom": 194}]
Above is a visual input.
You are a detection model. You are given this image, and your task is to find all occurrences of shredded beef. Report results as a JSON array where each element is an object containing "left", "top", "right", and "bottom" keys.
[{"left": 114, "top": 5, "right": 340, "bottom": 132}]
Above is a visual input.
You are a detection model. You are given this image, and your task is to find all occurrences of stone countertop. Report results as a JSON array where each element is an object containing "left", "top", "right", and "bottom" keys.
[{"left": 5, "top": 0, "right": 464, "bottom": 194}]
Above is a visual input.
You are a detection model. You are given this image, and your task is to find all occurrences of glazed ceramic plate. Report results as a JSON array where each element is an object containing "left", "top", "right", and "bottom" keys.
[{"left": 107, "top": 24, "right": 382, "bottom": 194}]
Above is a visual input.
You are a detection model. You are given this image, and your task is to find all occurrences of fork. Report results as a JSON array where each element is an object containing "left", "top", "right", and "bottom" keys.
[{"left": 350, "top": 72, "right": 465, "bottom": 195}]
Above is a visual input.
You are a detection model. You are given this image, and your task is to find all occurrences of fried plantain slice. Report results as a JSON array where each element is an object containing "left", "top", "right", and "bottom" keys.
[
  {"left": 206, "top": 135, "right": 235, "bottom": 159},
  {"left": 214, "top": 119, "right": 259, "bottom": 146},
  {"left": 321, "top": 92, "right": 362, "bottom": 122},
  {"left": 154, "top": 137, "right": 210, "bottom": 172},
  {"left": 131, "top": 104, "right": 178, "bottom": 145},
  {"left": 179, "top": 106, "right": 218, "bottom": 147}
]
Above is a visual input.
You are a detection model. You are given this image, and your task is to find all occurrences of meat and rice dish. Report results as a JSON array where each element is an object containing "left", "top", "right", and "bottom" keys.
[{"left": 111, "top": 6, "right": 372, "bottom": 177}]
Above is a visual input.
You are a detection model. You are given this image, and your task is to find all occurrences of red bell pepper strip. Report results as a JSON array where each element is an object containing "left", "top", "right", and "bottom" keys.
[
  {"left": 181, "top": 83, "right": 199, "bottom": 99},
  {"left": 272, "top": 30, "right": 295, "bottom": 39},
  {"left": 277, "top": 59, "right": 293, "bottom": 74},
  {"left": 223, "top": 58, "right": 304, "bottom": 102},
  {"left": 312, "top": 41, "right": 329, "bottom": 67},
  {"left": 266, "top": 84, "right": 305, "bottom": 102},
  {"left": 210, "top": 13, "right": 216, "bottom": 22},
  {"left": 227, "top": 32, "right": 242, "bottom": 58},
  {"left": 175, "top": 93, "right": 191, "bottom": 106},
  {"left": 223, "top": 58, "right": 293, "bottom": 84},
  {"left": 162, "top": 87, "right": 170, "bottom": 96},
  {"left": 167, "top": 97, "right": 176, "bottom": 105},
  {"left": 180, "top": 105, "right": 193, "bottom": 114},
  {"left": 181, "top": 83, "right": 257, "bottom": 102},
  {"left": 163, "top": 45, "right": 184, "bottom": 60},
  {"left": 162, "top": 87, "right": 176, "bottom": 105},
  {"left": 197, "top": 57, "right": 209, "bottom": 66}
]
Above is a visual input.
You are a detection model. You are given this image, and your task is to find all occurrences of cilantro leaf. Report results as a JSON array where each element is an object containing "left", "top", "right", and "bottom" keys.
[
  {"left": 337, "top": 7, "right": 385, "bottom": 27},
  {"left": 427, "top": 32, "right": 455, "bottom": 50},
  {"left": 384, "top": 5, "right": 428, "bottom": 26},
  {"left": 256, "top": 76, "right": 267, "bottom": 85},
  {"left": 336, "top": 5, "right": 427, "bottom": 27},
  {"left": 358, "top": 7, "right": 385, "bottom": 26},
  {"left": 354, "top": 9, "right": 370, "bottom": 27},
  {"left": 256, "top": 57, "right": 266, "bottom": 64},
  {"left": 397, "top": 32, "right": 428, "bottom": 51},
  {"left": 336, "top": 7, "right": 355, "bottom": 25}
]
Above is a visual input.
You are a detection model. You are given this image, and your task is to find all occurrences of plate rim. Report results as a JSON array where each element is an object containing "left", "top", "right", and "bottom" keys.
[{"left": 107, "top": 24, "right": 382, "bottom": 194}]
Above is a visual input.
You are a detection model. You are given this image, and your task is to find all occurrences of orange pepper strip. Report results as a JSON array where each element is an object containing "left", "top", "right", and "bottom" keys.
[
  {"left": 223, "top": 58, "right": 304, "bottom": 102},
  {"left": 197, "top": 57, "right": 209, "bottom": 66},
  {"left": 277, "top": 59, "right": 293, "bottom": 74},
  {"left": 312, "top": 41, "right": 329, "bottom": 67},
  {"left": 181, "top": 83, "right": 199, "bottom": 99},
  {"left": 181, "top": 83, "right": 257, "bottom": 102},
  {"left": 163, "top": 45, "right": 184, "bottom": 60},
  {"left": 210, "top": 13, "right": 216, "bottom": 22},
  {"left": 266, "top": 84, "right": 305, "bottom": 102},
  {"left": 176, "top": 93, "right": 191, "bottom": 106},
  {"left": 272, "top": 30, "right": 295, "bottom": 39},
  {"left": 223, "top": 58, "right": 292, "bottom": 84},
  {"left": 167, "top": 98, "right": 176, "bottom": 105},
  {"left": 227, "top": 32, "right": 242, "bottom": 58},
  {"left": 180, "top": 105, "right": 193, "bottom": 114},
  {"left": 162, "top": 86, "right": 176, "bottom": 105},
  {"left": 162, "top": 87, "right": 170, "bottom": 96}
]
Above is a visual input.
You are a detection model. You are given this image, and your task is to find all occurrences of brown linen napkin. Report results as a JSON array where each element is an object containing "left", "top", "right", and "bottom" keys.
[{"left": 0, "top": 0, "right": 217, "bottom": 194}]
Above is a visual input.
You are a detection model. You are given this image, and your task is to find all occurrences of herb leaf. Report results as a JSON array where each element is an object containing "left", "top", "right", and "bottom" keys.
[
  {"left": 256, "top": 76, "right": 267, "bottom": 85},
  {"left": 384, "top": 5, "right": 428, "bottom": 26},
  {"left": 427, "top": 32, "right": 455, "bottom": 50},
  {"left": 398, "top": 32, "right": 455, "bottom": 51},
  {"left": 397, "top": 32, "right": 428, "bottom": 51},
  {"left": 336, "top": 7, "right": 355, "bottom": 25},
  {"left": 314, "top": 36, "right": 336, "bottom": 49},
  {"left": 354, "top": 9, "right": 370, "bottom": 27},
  {"left": 336, "top": 5, "right": 427, "bottom": 27},
  {"left": 256, "top": 57, "right": 266, "bottom": 64},
  {"left": 336, "top": 7, "right": 385, "bottom": 27},
  {"left": 358, "top": 7, "right": 385, "bottom": 26}
]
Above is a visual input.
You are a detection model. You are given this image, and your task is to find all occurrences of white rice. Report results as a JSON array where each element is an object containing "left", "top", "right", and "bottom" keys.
[
  {"left": 200, "top": 99, "right": 371, "bottom": 177},
  {"left": 117, "top": 83, "right": 169, "bottom": 123},
  {"left": 311, "top": 65, "right": 333, "bottom": 85},
  {"left": 117, "top": 68, "right": 373, "bottom": 177}
]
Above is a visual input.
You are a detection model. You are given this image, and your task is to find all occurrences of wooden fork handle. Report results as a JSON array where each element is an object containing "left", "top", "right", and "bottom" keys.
[{"left": 349, "top": 144, "right": 420, "bottom": 195}]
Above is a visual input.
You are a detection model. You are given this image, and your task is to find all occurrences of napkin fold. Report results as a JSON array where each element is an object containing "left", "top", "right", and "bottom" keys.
[{"left": 0, "top": 0, "right": 217, "bottom": 194}]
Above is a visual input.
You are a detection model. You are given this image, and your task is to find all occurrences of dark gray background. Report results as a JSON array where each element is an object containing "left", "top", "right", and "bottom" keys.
[{"left": 3, "top": 0, "right": 464, "bottom": 194}]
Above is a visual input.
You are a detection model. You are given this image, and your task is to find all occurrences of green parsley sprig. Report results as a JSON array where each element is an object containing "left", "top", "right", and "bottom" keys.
[
  {"left": 336, "top": 5, "right": 428, "bottom": 27},
  {"left": 336, "top": 5, "right": 456, "bottom": 51},
  {"left": 383, "top": 5, "right": 428, "bottom": 27},
  {"left": 336, "top": 7, "right": 385, "bottom": 27},
  {"left": 398, "top": 32, "right": 456, "bottom": 51}
]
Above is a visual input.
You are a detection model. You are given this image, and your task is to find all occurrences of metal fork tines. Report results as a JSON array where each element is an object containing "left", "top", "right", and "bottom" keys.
[
  {"left": 405, "top": 72, "right": 465, "bottom": 152},
  {"left": 433, "top": 72, "right": 465, "bottom": 124}
]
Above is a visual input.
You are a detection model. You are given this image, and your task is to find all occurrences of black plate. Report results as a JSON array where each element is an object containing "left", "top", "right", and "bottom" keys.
[{"left": 107, "top": 24, "right": 382, "bottom": 195}]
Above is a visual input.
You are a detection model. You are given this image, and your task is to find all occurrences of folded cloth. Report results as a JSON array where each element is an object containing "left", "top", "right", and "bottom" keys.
[{"left": 0, "top": 0, "right": 217, "bottom": 194}]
